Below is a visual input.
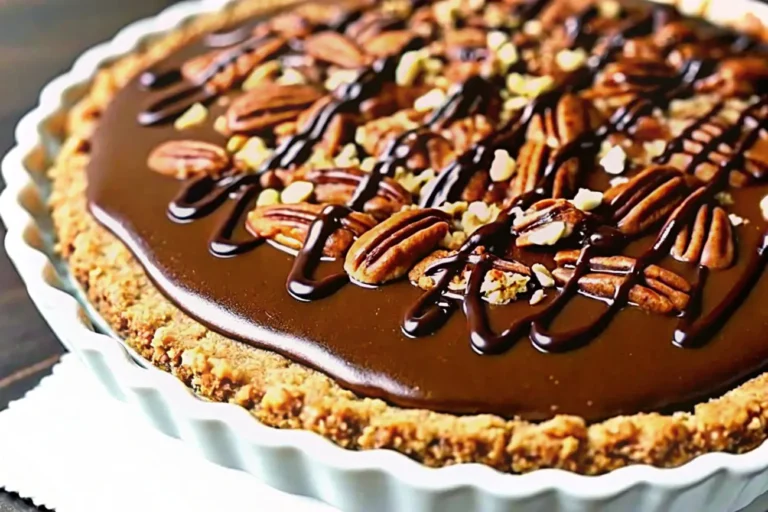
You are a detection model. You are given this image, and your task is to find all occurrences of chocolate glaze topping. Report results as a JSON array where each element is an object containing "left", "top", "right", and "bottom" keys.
[{"left": 87, "top": 0, "right": 768, "bottom": 421}]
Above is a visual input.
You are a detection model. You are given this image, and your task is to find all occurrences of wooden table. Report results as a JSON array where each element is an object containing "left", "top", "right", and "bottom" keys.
[{"left": 0, "top": 1, "right": 177, "bottom": 509}]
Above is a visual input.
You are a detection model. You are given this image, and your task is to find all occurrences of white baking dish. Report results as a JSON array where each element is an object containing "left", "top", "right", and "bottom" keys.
[{"left": 4, "top": 0, "right": 768, "bottom": 510}]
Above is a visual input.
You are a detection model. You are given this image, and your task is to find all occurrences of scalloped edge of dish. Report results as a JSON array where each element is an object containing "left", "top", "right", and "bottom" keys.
[{"left": 3, "top": 0, "right": 768, "bottom": 510}]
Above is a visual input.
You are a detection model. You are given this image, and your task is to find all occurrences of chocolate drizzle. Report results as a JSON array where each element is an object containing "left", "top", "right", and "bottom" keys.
[
  {"left": 139, "top": 34, "right": 287, "bottom": 125},
  {"left": 86, "top": 0, "right": 768, "bottom": 421}
]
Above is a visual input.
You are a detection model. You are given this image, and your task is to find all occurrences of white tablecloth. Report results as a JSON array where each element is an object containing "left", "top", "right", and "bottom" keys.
[
  {"left": 1, "top": 354, "right": 767, "bottom": 512},
  {"left": 0, "top": 354, "right": 336, "bottom": 512}
]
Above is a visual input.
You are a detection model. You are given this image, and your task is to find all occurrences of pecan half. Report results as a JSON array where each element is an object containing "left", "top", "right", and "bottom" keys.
[
  {"left": 400, "top": 131, "right": 456, "bottom": 173},
  {"left": 513, "top": 199, "right": 591, "bottom": 247},
  {"left": 441, "top": 114, "right": 494, "bottom": 154},
  {"left": 346, "top": 11, "right": 405, "bottom": 44},
  {"left": 527, "top": 94, "right": 591, "bottom": 147},
  {"left": 181, "top": 37, "right": 286, "bottom": 93},
  {"left": 306, "top": 167, "right": 412, "bottom": 218},
  {"left": 304, "top": 31, "right": 372, "bottom": 68},
  {"left": 360, "top": 84, "right": 429, "bottom": 121},
  {"left": 552, "top": 268, "right": 689, "bottom": 315},
  {"left": 226, "top": 83, "right": 323, "bottom": 134},
  {"left": 554, "top": 250, "right": 692, "bottom": 295},
  {"left": 509, "top": 140, "right": 548, "bottom": 200},
  {"left": 553, "top": 250, "right": 691, "bottom": 314},
  {"left": 147, "top": 140, "right": 229, "bottom": 179},
  {"left": 365, "top": 30, "right": 416, "bottom": 58},
  {"left": 296, "top": 96, "right": 356, "bottom": 155},
  {"left": 661, "top": 102, "right": 768, "bottom": 186},
  {"left": 671, "top": 197, "right": 735, "bottom": 270},
  {"left": 696, "top": 56, "right": 768, "bottom": 97},
  {"left": 603, "top": 165, "right": 689, "bottom": 236},
  {"left": 344, "top": 208, "right": 451, "bottom": 284},
  {"left": 586, "top": 58, "right": 677, "bottom": 107},
  {"left": 246, "top": 203, "right": 376, "bottom": 258},
  {"left": 508, "top": 94, "right": 593, "bottom": 201}
]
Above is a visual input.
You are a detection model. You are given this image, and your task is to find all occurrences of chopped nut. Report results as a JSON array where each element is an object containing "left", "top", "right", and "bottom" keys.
[
  {"left": 277, "top": 68, "right": 306, "bottom": 85},
  {"left": 715, "top": 191, "right": 734, "bottom": 206},
  {"left": 529, "top": 289, "right": 546, "bottom": 305},
  {"left": 423, "top": 58, "right": 444, "bottom": 74},
  {"left": 234, "top": 137, "right": 272, "bottom": 171},
  {"left": 571, "top": 188, "right": 604, "bottom": 212},
  {"left": 242, "top": 60, "right": 281, "bottom": 90},
  {"left": 483, "top": 3, "right": 506, "bottom": 27},
  {"left": 334, "top": 143, "right": 360, "bottom": 167},
  {"left": 398, "top": 168, "right": 436, "bottom": 194},
  {"left": 324, "top": 69, "right": 359, "bottom": 91},
  {"left": 600, "top": 145, "right": 627, "bottom": 175},
  {"left": 434, "top": 0, "right": 458, "bottom": 26},
  {"left": 515, "top": 199, "right": 589, "bottom": 246},
  {"left": 438, "top": 201, "right": 469, "bottom": 217},
  {"left": 414, "top": 88, "right": 447, "bottom": 112},
  {"left": 396, "top": 50, "right": 426, "bottom": 86},
  {"left": 496, "top": 42, "right": 519, "bottom": 69},
  {"left": 256, "top": 188, "right": 281, "bottom": 207},
  {"left": 174, "top": 103, "right": 208, "bottom": 130},
  {"left": 489, "top": 149, "right": 517, "bottom": 182},
  {"left": 526, "top": 220, "right": 566, "bottom": 246},
  {"left": 440, "top": 230, "right": 468, "bottom": 250},
  {"left": 467, "top": 0, "right": 484, "bottom": 11},
  {"left": 728, "top": 213, "right": 748, "bottom": 226},
  {"left": 214, "top": 115, "right": 228, "bottom": 135},
  {"left": 643, "top": 140, "right": 668, "bottom": 160},
  {"left": 523, "top": 20, "right": 543, "bottom": 37},
  {"left": 360, "top": 157, "right": 376, "bottom": 172},
  {"left": 506, "top": 73, "right": 554, "bottom": 98},
  {"left": 556, "top": 49, "right": 587, "bottom": 72},
  {"left": 503, "top": 96, "right": 529, "bottom": 113},
  {"left": 487, "top": 31, "right": 508, "bottom": 51},
  {"left": 598, "top": 0, "right": 621, "bottom": 18},
  {"left": 761, "top": 195, "right": 768, "bottom": 221},
  {"left": 480, "top": 269, "right": 530, "bottom": 305},
  {"left": 609, "top": 176, "right": 629, "bottom": 187},
  {"left": 468, "top": 201, "right": 491, "bottom": 222},
  {"left": 532, "top": 263, "right": 555, "bottom": 288},
  {"left": 461, "top": 201, "right": 501, "bottom": 233},
  {"left": 226, "top": 135, "right": 248, "bottom": 153},
  {"left": 280, "top": 181, "right": 314, "bottom": 204}
]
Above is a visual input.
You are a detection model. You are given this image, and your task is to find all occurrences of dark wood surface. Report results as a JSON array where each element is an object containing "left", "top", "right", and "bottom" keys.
[{"left": 0, "top": 1, "right": 177, "bottom": 509}]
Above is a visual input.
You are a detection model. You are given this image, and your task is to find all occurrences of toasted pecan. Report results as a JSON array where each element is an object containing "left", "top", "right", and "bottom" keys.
[
  {"left": 147, "top": 140, "right": 230, "bottom": 179},
  {"left": 247, "top": 203, "right": 376, "bottom": 258},
  {"left": 344, "top": 208, "right": 451, "bottom": 284}
]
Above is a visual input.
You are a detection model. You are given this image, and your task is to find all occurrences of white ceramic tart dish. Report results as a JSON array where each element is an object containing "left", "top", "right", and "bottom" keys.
[{"left": 5, "top": 0, "right": 768, "bottom": 510}]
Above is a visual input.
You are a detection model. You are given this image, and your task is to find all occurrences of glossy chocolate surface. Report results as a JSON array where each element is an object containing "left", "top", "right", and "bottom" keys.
[{"left": 87, "top": 0, "right": 768, "bottom": 421}]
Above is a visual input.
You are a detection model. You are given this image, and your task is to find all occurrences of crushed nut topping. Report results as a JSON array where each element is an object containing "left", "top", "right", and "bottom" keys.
[
  {"left": 139, "top": 0, "right": 768, "bottom": 354},
  {"left": 174, "top": 103, "right": 208, "bottom": 131}
]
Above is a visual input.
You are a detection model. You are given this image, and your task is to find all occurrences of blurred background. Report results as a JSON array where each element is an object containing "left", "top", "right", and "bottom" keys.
[{"left": 0, "top": 2, "right": 177, "bottom": 510}]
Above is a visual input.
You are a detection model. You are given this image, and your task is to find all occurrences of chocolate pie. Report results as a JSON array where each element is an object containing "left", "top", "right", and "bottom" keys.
[{"left": 52, "top": 0, "right": 768, "bottom": 474}]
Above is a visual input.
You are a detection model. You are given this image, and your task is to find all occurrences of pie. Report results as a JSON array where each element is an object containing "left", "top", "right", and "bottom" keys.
[{"left": 50, "top": 0, "right": 768, "bottom": 474}]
